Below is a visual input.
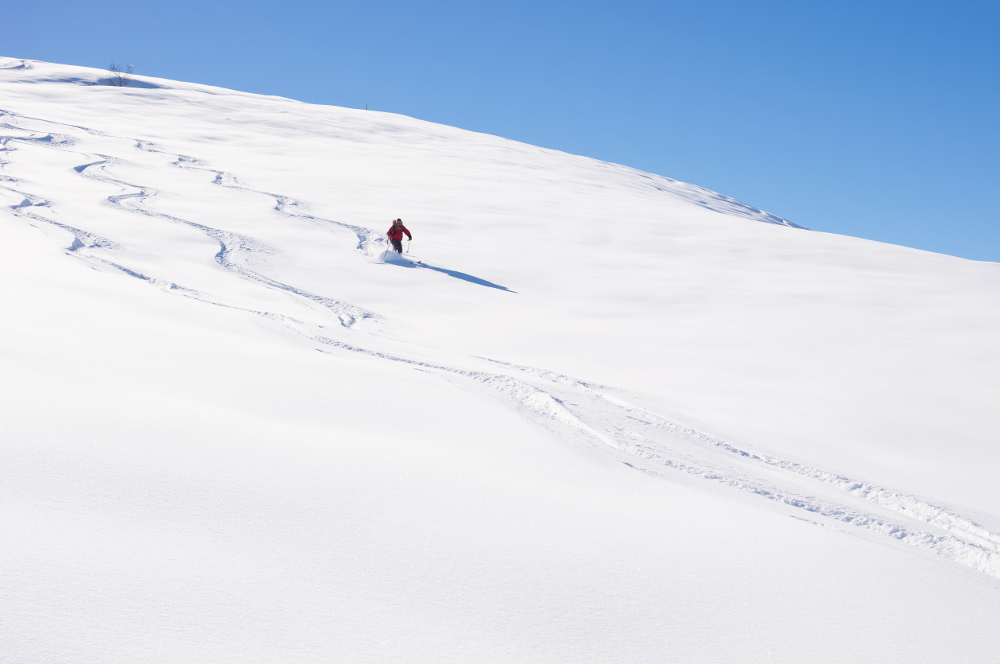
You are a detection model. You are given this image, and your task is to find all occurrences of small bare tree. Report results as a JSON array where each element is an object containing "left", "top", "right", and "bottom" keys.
[{"left": 107, "top": 63, "right": 133, "bottom": 87}]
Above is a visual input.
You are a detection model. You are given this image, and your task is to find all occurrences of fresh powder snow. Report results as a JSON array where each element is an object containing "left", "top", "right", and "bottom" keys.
[{"left": 2, "top": 57, "right": 999, "bottom": 663}]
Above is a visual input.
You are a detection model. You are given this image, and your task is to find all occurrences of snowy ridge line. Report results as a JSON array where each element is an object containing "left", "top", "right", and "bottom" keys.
[
  {"left": 0, "top": 77, "right": 787, "bottom": 232},
  {"left": 594, "top": 160, "right": 806, "bottom": 229},
  {"left": 134, "top": 141, "right": 384, "bottom": 256},
  {"left": 0, "top": 58, "right": 28, "bottom": 71},
  {"left": 664, "top": 179, "right": 804, "bottom": 229}
]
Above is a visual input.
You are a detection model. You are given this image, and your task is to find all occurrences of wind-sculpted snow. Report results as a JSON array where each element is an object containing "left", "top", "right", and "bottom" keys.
[{"left": 596, "top": 160, "right": 805, "bottom": 228}]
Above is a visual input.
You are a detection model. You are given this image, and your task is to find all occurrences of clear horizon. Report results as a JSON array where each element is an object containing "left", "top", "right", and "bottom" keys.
[{"left": 6, "top": 0, "right": 999, "bottom": 261}]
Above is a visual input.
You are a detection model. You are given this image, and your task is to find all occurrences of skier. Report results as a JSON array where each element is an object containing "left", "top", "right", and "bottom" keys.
[{"left": 386, "top": 218, "right": 412, "bottom": 254}]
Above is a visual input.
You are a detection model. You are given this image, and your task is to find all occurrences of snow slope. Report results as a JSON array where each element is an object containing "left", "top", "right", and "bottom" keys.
[{"left": 2, "top": 57, "right": 999, "bottom": 663}]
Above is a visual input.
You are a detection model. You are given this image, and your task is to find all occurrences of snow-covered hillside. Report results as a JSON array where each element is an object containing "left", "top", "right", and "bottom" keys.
[{"left": 2, "top": 57, "right": 999, "bottom": 663}]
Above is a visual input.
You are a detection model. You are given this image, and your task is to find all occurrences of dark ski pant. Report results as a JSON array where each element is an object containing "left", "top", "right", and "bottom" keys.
[{"left": 390, "top": 239, "right": 403, "bottom": 253}]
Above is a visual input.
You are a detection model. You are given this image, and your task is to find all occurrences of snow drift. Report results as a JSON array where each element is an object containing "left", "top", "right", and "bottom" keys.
[{"left": 2, "top": 57, "right": 999, "bottom": 663}]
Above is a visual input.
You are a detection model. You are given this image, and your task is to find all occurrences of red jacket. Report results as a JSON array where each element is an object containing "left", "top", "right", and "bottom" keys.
[{"left": 387, "top": 224, "right": 412, "bottom": 242}]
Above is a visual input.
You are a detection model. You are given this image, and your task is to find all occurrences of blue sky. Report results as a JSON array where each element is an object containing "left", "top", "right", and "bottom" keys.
[{"left": 7, "top": 0, "right": 999, "bottom": 261}]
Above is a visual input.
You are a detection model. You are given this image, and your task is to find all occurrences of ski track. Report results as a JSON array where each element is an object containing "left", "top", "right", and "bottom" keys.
[
  {"left": 288, "top": 315, "right": 1000, "bottom": 579},
  {"left": 0, "top": 109, "right": 376, "bottom": 328},
  {"left": 475, "top": 359, "right": 1000, "bottom": 577},
  {"left": 86, "top": 156, "right": 378, "bottom": 328},
  {"left": 133, "top": 140, "right": 384, "bottom": 256},
  {"left": 3, "top": 108, "right": 998, "bottom": 580}
]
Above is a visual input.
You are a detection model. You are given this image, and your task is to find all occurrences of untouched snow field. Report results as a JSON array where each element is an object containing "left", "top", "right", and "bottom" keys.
[{"left": 2, "top": 58, "right": 999, "bottom": 662}]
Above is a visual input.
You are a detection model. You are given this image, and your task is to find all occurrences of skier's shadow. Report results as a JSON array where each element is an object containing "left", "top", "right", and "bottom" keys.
[{"left": 389, "top": 257, "right": 516, "bottom": 293}]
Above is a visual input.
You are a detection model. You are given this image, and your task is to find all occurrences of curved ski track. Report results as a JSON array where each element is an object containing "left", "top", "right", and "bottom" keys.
[
  {"left": 2, "top": 108, "right": 997, "bottom": 580},
  {"left": 1, "top": 109, "right": 376, "bottom": 327}
]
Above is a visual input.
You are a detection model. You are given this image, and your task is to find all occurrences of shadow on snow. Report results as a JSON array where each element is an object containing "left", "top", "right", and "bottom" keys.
[{"left": 387, "top": 257, "right": 516, "bottom": 293}]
